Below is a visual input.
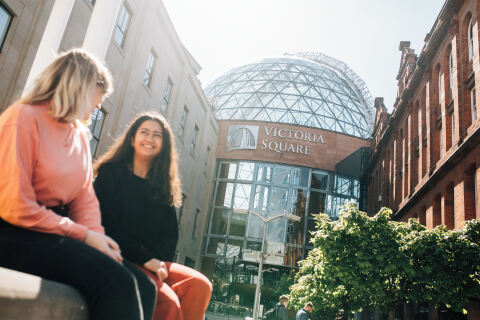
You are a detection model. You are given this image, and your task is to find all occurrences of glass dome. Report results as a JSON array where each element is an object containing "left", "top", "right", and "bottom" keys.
[{"left": 205, "top": 52, "right": 374, "bottom": 139}]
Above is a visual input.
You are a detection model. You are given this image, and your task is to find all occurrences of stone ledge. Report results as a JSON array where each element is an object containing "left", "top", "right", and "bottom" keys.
[{"left": 0, "top": 267, "right": 88, "bottom": 320}]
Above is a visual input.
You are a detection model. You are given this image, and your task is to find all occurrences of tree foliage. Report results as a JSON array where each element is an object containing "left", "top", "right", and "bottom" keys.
[{"left": 289, "top": 203, "right": 480, "bottom": 318}]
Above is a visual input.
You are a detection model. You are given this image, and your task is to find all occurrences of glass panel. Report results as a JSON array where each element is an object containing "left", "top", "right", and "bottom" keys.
[
  {"left": 256, "top": 164, "right": 272, "bottom": 182},
  {"left": 327, "top": 195, "right": 356, "bottom": 219},
  {"left": 89, "top": 109, "right": 105, "bottom": 139},
  {"left": 269, "top": 187, "right": 288, "bottom": 214},
  {"left": 273, "top": 166, "right": 291, "bottom": 185},
  {"left": 286, "top": 219, "right": 303, "bottom": 246},
  {"left": 233, "top": 183, "right": 251, "bottom": 210},
  {"left": 290, "top": 188, "right": 307, "bottom": 218},
  {"left": 114, "top": 26, "right": 123, "bottom": 46},
  {"left": 210, "top": 208, "right": 229, "bottom": 235},
  {"left": 311, "top": 170, "right": 329, "bottom": 190},
  {"left": 246, "top": 214, "right": 264, "bottom": 240},
  {"left": 308, "top": 191, "right": 326, "bottom": 217},
  {"left": 334, "top": 176, "right": 355, "bottom": 196},
  {"left": 206, "top": 237, "right": 226, "bottom": 255},
  {"left": 246, "top": 240, "right": 262, "bottom": 251},
  {"left": 92, "top": 116, "right": 104, "bottom": 138},
  {"left": 90, "top": 139, "right": 99, "bottom": 157},
  {"left": 266, "top": 217, "right": 286, "bottom": 243},
  {"left": 237, "top": 162, "right": 254, "bottom": 181},
  {"left": 226, "top": 239, "right": 243, "bottom": 258},
  {"left": 219, "top": 162, "right": 237, "bottom": 179},
  {"left": 352, "top": 179, "right": 360, "bottom": 198},
  {"left": 114, "top": 6, "right": 129, "bottom": 47},
  {"left": 253, "top": 185, "right": 270, "bottom": 214},
  {"left": 292, "top": 167, "right": 309, "bottom": 187},
  {"left": 229, "top": 209, "right": 248, "bottom": 237},
  {"left": 214, "top": 182, "right": 234, "bottom": 207}
]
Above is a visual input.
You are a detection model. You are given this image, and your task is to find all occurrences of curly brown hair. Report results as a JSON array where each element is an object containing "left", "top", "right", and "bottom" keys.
[{"left": 94, "top": 112, "right": 182, "bottom": 207}]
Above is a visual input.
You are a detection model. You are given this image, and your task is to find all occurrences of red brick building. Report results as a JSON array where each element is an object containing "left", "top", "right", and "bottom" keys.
[{"left": 368, "top": 0, "right": 480, "bottom": 228}]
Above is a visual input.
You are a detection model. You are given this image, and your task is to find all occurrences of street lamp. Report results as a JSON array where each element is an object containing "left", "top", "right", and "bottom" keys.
[{"left": 243, "top": 209, "right": 301, "bottom": 320}]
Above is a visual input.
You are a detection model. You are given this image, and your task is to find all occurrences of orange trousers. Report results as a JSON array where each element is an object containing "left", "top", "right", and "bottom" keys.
[{"left": 138, "top": 262, "right": 212, "bottom": 320}]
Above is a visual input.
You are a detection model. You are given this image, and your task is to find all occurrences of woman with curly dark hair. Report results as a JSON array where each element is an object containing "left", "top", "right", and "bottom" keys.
[{"left": 94, "top": 112, "right": 212, "bottom": 320}]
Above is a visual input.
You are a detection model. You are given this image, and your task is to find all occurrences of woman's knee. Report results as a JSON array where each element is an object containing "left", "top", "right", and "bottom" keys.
[
  {"left": 190, "top": 273, "right": 213, "bottom": 297},
  {"left": 158, "top": 288, "right": 181, "bottom": 311}
]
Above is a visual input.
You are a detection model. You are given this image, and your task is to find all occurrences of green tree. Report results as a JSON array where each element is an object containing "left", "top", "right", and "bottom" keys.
[
  {"left": 290, "top": 204, "right": 417, "bottom": 319},
  {"left": 404, "top": 219, "right": 480, "bottom": 313},
  {"left": 290, "top": 203, "right": 480, "bottom": 318}
]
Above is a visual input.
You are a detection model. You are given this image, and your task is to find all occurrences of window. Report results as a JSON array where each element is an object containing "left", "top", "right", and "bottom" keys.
[
  {"left": 451, "top": 111, "right": 455, "bottom": 146},
  {"left": 417, "top": 106, "right": 421, "bottom": 138},
  {"left": 177, "top": 193, "right": 187, "bottom": 223},
  {"left": 472, "top": 87, "right": 477, "bottom": 123},
  {"left": 475, "top": 169, "right": 478, "bottom": 219},
  {"left": 205, "top": 146, "right": 211, "bottom": 165},
  {"left": 184, "top": 256, "right": 195, "bottom": 268},
  {"left": 89, "top": 109, "right": 106, "bottom": 157},
  {"left": 114, "top": 5, "right": 131, "bottom": 47},
  {"left": 448, "top": 52, "right": 454, "bottom": 96},
  {"left": 468, "top": 18, "right": 474, "bottom": 61},
  {"left": 438, "top": 68, "right": 443, "bottom": 103},
  {"left": 191, "top": 125, "right": 199, "bottom": 150},
  {"left": 0, "top": 3, "right": 13, "bottom": 53},
  {"left": 161, "top": 80, "right": 172, "bottom": 112},
  {"left": 192, "top": 209, "right": 200, "bottom": 239},
  {"left": 439, "top": 124, "right": 444, "bottom": 158},
  {"left": 143, "top": 51, "right": 156, "bottom": 87},
  {"left": 179, "top": 106, "right": 188, "bottom": 137}
]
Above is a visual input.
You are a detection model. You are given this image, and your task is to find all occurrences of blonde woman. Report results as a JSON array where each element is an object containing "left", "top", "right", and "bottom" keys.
[{"left": 0, "top": 49, "right": 155, "bottom": 320}]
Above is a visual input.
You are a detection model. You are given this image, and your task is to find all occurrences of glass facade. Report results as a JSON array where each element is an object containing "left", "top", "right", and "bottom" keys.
[
  {"left": 205, "top": 54, "right": 374, "bottom": 139},
  {"left": 202, "top": 160, "right": 360, "bottom": 318}
]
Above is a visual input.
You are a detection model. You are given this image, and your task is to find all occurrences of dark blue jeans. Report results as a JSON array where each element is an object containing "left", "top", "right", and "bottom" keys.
[{"left": 0, "top": 222, "right": 156, "bottom": 320}]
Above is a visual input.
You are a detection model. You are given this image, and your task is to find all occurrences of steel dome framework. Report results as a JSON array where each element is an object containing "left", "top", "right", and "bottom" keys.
[{"left": 205, "top": 53, "right": 374, "bottom": 139}]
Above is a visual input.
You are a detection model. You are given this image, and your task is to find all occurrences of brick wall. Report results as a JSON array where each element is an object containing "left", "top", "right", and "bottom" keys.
[{"left": 368, "top": 0, "right": 480, "bottom": 230}]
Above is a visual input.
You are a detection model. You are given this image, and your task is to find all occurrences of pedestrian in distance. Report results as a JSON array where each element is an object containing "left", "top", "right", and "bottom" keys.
[
  {"left": 264, "top": 295, "right": 289, "bottom": 320},
  {"left": 0, "top": 48, "right": 156, "bottom": 320},
  {"left": 296, "top": 302, "right": 313, "bottom": 320},
  {"left": 94, "top": 112, "right": 213, "bottom": 320},
  {"left": 335, "top": 309, "right": 345, "bottom": 320}
]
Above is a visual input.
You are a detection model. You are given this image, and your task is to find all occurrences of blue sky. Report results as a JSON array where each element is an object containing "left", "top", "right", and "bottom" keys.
[{"left": 163, "top": 0, "right": 445, "bottom": 111}]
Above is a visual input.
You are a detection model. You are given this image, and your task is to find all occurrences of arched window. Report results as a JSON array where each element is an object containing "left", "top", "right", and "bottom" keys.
[
  {"left": 471, "top": 87, "right": 477, "bottom": 123},
  {"left": 438, "top": 67, "right": 443, "bottom": 104},
  {"left": 468, "top": 18, "right": 474, "bottom": 61},
  {"left": 439, "top": 122, "right": 444, "bottom": 158},
  {"left": 417, "top": 103, "right": 421, "bottom": 138},
  {"left": 448, "top": 51, "right": 454, "bottom": 97}
]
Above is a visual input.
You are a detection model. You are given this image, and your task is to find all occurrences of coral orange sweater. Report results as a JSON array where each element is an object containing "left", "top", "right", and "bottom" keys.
[{"left": 0, "top": 103, "right": 104, "bottom": 241}]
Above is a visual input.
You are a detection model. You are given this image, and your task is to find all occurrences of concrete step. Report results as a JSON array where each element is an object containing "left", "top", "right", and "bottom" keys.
[{"left": 0, "top": 267, "right": 88, "bottom": 320}]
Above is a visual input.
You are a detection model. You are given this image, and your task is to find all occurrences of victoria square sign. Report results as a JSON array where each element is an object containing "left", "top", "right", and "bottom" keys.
[{"left": 226, "top": 124, "right": 325, "bottom": 155}]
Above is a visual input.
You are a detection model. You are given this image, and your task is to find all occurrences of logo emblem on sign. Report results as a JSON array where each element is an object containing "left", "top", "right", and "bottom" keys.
[{"left": 226, "top": 125, "right": 259, "bottom": 152}]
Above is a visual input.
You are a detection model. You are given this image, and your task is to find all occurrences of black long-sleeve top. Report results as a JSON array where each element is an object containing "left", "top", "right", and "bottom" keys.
[{"left": 93, "top": 162, "right": 178, "bottom": 265}]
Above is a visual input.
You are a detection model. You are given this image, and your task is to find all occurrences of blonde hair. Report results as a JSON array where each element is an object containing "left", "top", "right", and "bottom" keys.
[{"left": 20, "top": 48, "right": 113, "bottom": 122}]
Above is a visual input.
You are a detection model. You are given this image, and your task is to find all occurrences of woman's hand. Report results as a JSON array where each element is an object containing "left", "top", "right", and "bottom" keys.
[
  {"left": 84, "top": 230, "right": 123, "bottom": 262},
  {"left": 144, "top": 258, "right": 168, "bottom": 282}
]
